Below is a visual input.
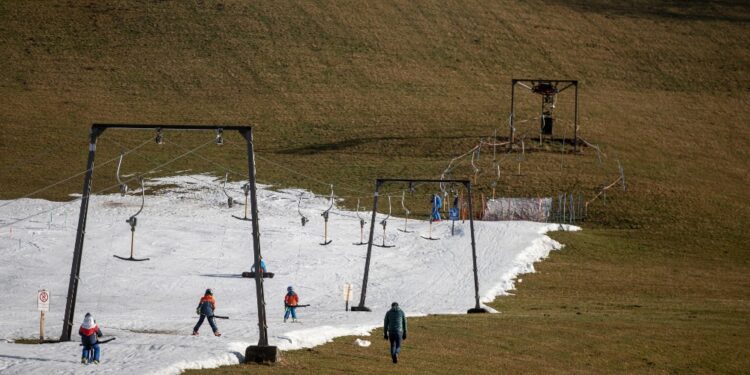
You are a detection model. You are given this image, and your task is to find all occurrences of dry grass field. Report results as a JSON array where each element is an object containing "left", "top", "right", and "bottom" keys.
[{"left": 1, "top": 1, "right": 749, "bottom": 373}]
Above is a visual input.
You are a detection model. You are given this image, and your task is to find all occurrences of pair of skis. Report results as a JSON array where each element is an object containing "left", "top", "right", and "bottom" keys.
[
  {"left": 286, "top": 304, "right": 310, "bottom": 308},
  {"left": 79, "top": 337, "right": 116, "bottom": 346}
]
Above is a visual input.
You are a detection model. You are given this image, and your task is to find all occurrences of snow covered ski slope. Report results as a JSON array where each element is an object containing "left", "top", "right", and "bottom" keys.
[{"left": 0, "top": 175, "right": 577, "bottom": 374}]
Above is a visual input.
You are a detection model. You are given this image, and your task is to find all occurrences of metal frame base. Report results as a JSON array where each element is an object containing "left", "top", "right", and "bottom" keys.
[{"left": 245, "top": 345, "right": 280, "bottom": 364}]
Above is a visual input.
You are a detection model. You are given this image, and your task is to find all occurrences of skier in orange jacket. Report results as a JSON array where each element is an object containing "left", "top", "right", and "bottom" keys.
[
  {"left": 193, "top": 289, "right": 221, "bottom": 336},
  {"left": 284, "top": 286, "right": 299, "bottom": 323}
]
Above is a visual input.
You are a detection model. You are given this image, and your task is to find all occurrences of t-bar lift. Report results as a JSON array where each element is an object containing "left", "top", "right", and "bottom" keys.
[
  {"left": 350, "top": 178, "right": 488, "bottom": 314},
  {"left": 60, "top": 124, "right": 278, "bottom": 363}
]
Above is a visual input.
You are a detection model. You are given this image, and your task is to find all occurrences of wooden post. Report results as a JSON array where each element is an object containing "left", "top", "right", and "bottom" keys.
[{"left": 40, "top": 310, "right": 45, "bottom": 341}]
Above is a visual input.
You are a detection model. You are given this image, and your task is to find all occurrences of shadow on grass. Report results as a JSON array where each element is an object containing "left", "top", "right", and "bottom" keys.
[
  {"left": 277, "top": 135, "right": 487, "bottom": 155},
  {"left": 550, "top": 0, "right": 750, "bottom": 23}
]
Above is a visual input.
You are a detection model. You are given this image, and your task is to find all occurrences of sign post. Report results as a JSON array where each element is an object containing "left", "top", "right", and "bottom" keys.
[
  {"left": 343, "top": 283, "right": 353, "bottom": 311},
  {"left": 37, "top": 289, "right": 50, "bottom": 341}
]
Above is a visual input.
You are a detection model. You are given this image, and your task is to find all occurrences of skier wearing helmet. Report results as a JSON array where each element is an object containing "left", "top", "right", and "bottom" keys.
[
  {"left": 193, "top": 289, "right": 221, "bottom": 336},
  {"left": 284, "top": 286, "right": 300, "bottom": 323}
]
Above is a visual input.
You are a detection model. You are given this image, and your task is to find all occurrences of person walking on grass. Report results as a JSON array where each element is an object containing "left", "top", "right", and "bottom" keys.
[
  {"left": 384, "top": 302, "right": 407, "bottom": 364},
  {"left": 284, "top": 286, "right": 300, "bottom": 323},
  {"left": 193, "top": 289, "right": 221, "bottom": 337},
  {"left": 79, "top": 312, "right": 103, "bottom": 365}
]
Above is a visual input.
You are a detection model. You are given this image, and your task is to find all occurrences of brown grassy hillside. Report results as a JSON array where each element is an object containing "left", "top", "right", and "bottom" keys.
[{"left": 1, "top": 1, "right": 749, "bottom": 373}]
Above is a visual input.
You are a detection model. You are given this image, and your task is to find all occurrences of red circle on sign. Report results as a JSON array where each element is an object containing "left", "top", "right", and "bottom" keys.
[{"left": 39, "top": 292, "right": 48, "bottom": 303}]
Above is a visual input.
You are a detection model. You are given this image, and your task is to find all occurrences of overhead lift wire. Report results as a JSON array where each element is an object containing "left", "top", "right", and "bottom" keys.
[
  {"left": 225, "top": 142, "right": 367, "bottom": 196},
  {"left": 107, "top": 137, "right": 250, "bottom": 199},
  {"left": 0, "top": 137, "right": 216, "bottom": 230},
  {"left": 0, "top": 136, "right": 153, "bottom": 209}
]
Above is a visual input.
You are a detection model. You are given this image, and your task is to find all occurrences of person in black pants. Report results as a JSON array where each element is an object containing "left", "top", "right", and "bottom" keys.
[{"left": 193, "top": 289, "right": 221, "bottom": 337}]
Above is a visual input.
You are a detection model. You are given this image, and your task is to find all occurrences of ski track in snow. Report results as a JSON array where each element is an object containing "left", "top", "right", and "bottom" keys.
[{"left": 0, "top": 174, "right": 578, "bottom": 374}]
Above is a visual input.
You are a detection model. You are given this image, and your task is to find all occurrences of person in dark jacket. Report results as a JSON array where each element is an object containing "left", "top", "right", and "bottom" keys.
[
  {"left": 193, "top": 289, "right": 221, "bottom": 336},
  {"left": 383, "top": 302, "right": 407, "bottom": 363},
  {"left": 79, "top": 312, "right": 103, "bottom": 364}
]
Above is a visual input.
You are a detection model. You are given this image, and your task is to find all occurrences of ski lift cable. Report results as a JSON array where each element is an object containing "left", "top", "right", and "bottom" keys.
[
  {"left": 164, "top": 137, "right": 298, "bottom": 197},
  {"left": 108, "top": 137, "right": 247, "bottom": 197},
  {"left": 166, "top": 138, "right": 251, "bottom": 192},
  {"left": 170, "top": 138, "right": 244, "bottom": 178},
  {"left": 225, "top": 142, "right": 367, "bottom": 195},
  {"left": 228, "top": 138, "right": 438, "bottom": 201},
  {"left": 442, "top": 145, "right": 479, "bottom": 178},
  {"left": 439, "top": 134, "right": 518, "bottom": 188},
  {"left": 163, "top": 141, "right": 246, "bottom": 194},
  {"left": 0, "top": 136, "right": 153, "bottom": 210},
  {"left": 0, "top": 137, "right": 216, "bottom": 230},
  {"left": 256, "top": 154, "right": 367, "bottom": 195}
]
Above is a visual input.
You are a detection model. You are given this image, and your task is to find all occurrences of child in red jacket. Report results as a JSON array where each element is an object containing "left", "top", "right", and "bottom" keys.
[{"left": 79, "top": 312, "right": 103, "bottom": 364}]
